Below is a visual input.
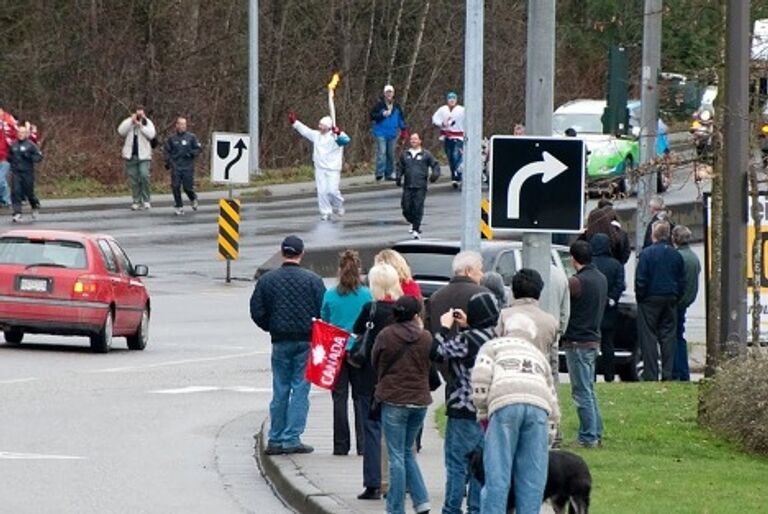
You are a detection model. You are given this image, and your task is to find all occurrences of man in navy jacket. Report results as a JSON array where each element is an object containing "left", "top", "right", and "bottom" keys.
[
  {"left": 251, "top": 235, "right": 325, "bottom": 455},
  {"left": 635, "top": 221, "right": 685, "bottom": 381}
]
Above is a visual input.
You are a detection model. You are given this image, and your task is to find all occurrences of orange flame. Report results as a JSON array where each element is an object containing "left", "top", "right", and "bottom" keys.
[{"left": 327, "top": 73, "right": 341, "bottom": 91}]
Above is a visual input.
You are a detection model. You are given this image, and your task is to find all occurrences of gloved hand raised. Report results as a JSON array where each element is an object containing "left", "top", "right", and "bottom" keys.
[
  {"left": 399, "top": 128, "right": 410, "bottom": 144},
  {"left": 287, "top": 111, "right": 297, "bottom": 125}
]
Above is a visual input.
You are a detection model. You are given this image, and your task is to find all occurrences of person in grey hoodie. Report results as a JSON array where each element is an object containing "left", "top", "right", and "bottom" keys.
[{"left": 590, "top": 233, "right": 625, "bottom": 382}]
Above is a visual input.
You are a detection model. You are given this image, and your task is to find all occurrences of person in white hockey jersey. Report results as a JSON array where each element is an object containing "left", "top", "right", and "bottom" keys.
[
  {"left": 288, "top": 111, "right": 351, "bottom": 220},
  {"left": 432, "top": 91, "right": 465, "bottom": 188}
]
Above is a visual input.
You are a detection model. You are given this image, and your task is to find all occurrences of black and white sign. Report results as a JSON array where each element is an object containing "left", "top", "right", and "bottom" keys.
[
  {"left": 211, "top": 132, "right": 250, "bottom": 184},
  {"left": 488, "top": 136, "right": 586, "bottom": 233}
]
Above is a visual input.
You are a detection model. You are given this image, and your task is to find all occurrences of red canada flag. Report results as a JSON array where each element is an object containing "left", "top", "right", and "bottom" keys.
[{"left": 306, "top": 319, "right": 350, "bottom": 390}]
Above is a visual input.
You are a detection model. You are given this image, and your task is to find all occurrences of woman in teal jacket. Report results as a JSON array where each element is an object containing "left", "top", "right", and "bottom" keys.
[{"left": 321, "top": 250, "right": 372, "bottom": 456}]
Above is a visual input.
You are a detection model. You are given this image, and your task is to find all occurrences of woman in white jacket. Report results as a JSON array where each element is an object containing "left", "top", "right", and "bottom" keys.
[
  {"left": 117, "top": 108, "right": 156, "bottom": 210},
  {"left": 289, "top": 113, "right": 350, "bottom": 220}
]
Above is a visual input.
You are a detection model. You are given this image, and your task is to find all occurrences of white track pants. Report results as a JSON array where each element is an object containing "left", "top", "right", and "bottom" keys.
[{"left": 315, "top": 167, "right": 344, "bottom": 216}]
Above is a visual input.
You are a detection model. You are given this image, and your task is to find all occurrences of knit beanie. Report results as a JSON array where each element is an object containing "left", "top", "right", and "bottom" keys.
[
  {"left": 467, "top": 292, "right": 500, "bottom": 329},
  {"left": 319, "top": 116, "right": 333, "bottom": 129},
  {"left": 393, "top": 295, "right": 421, "bottom": 322}
]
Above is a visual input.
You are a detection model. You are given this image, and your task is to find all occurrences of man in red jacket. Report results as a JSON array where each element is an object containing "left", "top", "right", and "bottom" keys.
[{"left": 0, "top": 103, "right": 18, "bottom": 208}]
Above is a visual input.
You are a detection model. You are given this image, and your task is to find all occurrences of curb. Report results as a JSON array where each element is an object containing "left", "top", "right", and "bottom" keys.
[{"left": 255, "top": 418, "right": 356, "bottom": 514}]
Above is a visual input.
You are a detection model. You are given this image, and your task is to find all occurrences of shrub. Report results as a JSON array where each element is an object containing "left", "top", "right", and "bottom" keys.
[{"left": 699, "top": 350, "right": 768, "bottom": 455}]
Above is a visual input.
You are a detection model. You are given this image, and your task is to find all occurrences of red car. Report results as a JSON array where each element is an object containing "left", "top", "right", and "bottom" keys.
[{"left": 0, "top": 230, "right": 150, "bottom": 353}]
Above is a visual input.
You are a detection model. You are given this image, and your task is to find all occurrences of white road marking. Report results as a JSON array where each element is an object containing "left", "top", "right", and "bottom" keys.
[
  {"left": 149, "top": 386, "right": 273, "bottom": 394},
  {"left": 0, "top": 377, "right": 38, "bottom": 385},
  {"left": 89, "top": 350, "right": 268, "bottom": 373},
  {"left": 0, "top": 451, "right": 85, "bottom": 460}
]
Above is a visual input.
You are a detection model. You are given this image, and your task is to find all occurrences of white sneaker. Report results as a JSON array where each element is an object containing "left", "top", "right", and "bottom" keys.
[
  {"left": 408, "top": 225, "right": 414, "bottom": 234},
  {"left": 11, "top": 213, "right": 21, "bottom": 223},
  {"left": 175, "top": 207, "right": 184, "bottom": 216},
  {"left": 143, "top": 202, "right": 151, "bottom": 210},
  {"left": 191, "top": 199, "right": 199, "bottom": 211},
  {"left": 31, "top": 209, "right": 39, "bottom": 220},
  {"left": 320, "top": 214, "right": 331, "bottom": 221},
  {"left": 131, "top": 203, "right": 140, "bottom": 211},
  {"left": 413, "top": 231, "right": 421, "bottom": 240}
]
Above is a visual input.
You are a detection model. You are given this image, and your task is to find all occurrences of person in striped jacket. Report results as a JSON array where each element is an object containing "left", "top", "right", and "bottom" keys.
[{"left": 471, "top": 314, "right": 560, "bottom": 514}]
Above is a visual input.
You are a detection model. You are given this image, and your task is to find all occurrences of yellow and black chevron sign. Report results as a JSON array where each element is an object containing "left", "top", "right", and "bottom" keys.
[
  {"left": 481, "top": 198, "right": 493, "bottom": 240},
  {"left": 218, "top": 199, "right": 241, "bottom": 260}
]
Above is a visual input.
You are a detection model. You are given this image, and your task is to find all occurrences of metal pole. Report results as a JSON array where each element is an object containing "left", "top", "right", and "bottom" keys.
[
  {"left": 720, "top": 0, "right": 750, "bottom": 353},
  {"left": 635, "top": 0, "right": 662, "bottom": 253},
  {"left": 522, "top": 0, "right": 555, "bottom": 312},
  {"left": 461, "top": 0, "right": 483, "bottom": 252},
  {"left": 226, "top": 186, "right": 233, "bottom": 283},
  {"left": 248, "top": 0, "right": 259, "bottom": 176}
]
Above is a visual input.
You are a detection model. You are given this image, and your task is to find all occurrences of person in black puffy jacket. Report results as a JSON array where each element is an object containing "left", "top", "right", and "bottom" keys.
[{"left": 250, "top": 235, "right": 325, "bottom": 455}]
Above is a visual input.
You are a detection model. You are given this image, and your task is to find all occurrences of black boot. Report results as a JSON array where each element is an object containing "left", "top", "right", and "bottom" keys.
[{"left": 357, "top": 487, "right": 381, "bottom": 500}]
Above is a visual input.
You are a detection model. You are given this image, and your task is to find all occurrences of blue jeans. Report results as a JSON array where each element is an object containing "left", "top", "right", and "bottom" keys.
[
  {"left": 565, "top": 348, "right": 603, "bottom": 445},
  {"left": 358, "top": 394, "right": 382, "bottom": 487},
  {"left": 375, "top": 137, "right": 396, "bottom": 179},
  {"left": 480, "top": 404, "right": 549, "bottom": 514},
  {"left": 672, "top": 306, "right": 691, "bottom": 381},
  {"left": 382, "top": 404, "right": 430, "bottom": 514},
  {"left": 268, "top": 341, "right": 311, "bottom": 448},
  {"left": 443, "top": 417, "right": 483, "bottom": 514},
  {"left": 443, "top": 138, "right": 463, "bottom": 182},
  {"left": 0, "top": 160, "right": 10, "bottom": 205}
]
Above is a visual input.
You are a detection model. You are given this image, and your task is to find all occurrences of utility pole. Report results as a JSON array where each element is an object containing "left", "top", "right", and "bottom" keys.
[
  {"left": 635, "top": 0, "right": 662, "bottom": 253},
  {"left": 720, "top": 0, "right": 749, "bottom": 353},
  {"left": 248, "top": 0, "right": 259, "bottom": 176},
  {"left": 461, "top": 0, "right": 483, "bottom": 252},
  {"left": 522, "top": 0, "right": 556, "bottom": 312}
]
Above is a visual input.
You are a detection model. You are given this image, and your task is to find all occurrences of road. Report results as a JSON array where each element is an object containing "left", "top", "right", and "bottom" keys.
[{"left": 0, "top": 165, "right": 707, "bottom": 513}]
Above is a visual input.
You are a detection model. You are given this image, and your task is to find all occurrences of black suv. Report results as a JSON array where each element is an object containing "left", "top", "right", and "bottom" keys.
[{"left": 392, "top": 239, "right": 640, "bottom": 381}]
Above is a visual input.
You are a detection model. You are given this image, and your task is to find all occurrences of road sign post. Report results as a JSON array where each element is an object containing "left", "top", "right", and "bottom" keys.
[{"left": 212, "top": 133, "right": 250, "bottom": 282}]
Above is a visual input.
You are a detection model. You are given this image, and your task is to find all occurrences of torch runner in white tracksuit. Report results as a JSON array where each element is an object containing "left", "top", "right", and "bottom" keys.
[{"left": 288, "top": 112, "right": 351, "bottom": 220}]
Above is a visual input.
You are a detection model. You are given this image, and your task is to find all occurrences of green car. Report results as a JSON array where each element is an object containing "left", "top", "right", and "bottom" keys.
[{"left": 553, "top": 99, "right": 640, "bottom": 194}]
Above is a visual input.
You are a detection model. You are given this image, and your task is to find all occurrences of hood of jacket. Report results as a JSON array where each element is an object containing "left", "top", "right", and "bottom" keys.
[
  {"left": 590, "top": 232, "right": 611, "bottom": 257},
  {"left": 389, "top": 320, "right": 423, "bottom": 343}
]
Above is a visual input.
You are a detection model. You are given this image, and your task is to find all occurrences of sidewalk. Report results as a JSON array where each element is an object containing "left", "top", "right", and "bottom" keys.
[
  {"left": 255, "top": 388, "right": 555, "bottom": 514},
  {"left": 38, "top": 174, "right": 446, "bottom": 212}
]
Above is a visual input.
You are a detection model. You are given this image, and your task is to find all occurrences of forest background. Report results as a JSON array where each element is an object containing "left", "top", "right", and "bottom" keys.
[{"left": 2, "top": 0, "right": 767, "bottom": 191}]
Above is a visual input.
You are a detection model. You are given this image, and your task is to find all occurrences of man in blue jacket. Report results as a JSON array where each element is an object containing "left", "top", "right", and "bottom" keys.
[
  {"left": 370, "top": 84, "right": 408, "bottom": 181},
  {"left": 250, "top": 235, "right": 326, "bottom": 455},
  {"left": 635, "top": 221, "right": 685, "bottom": 381}
]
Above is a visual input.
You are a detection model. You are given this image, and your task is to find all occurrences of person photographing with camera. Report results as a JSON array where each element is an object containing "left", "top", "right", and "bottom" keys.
[
  {"left": 432, "top": 292, "right": 500, "bottom": 514},
  {"left": 117, "top": 106, "right": 156, "bottom": 211}
]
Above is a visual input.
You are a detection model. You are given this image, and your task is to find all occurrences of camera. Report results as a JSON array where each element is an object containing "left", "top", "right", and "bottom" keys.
[{"left": 452, "top": 311, "right": 462, "bottom": 319}]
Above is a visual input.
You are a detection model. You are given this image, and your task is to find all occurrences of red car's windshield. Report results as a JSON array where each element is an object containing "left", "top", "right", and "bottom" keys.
[{"left": 0, "top": 237, "right": 88, "bottom": 269}]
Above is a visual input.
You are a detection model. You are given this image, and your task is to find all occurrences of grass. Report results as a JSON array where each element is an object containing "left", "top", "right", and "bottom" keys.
[{"left": 435, "top": 382, "right": 768, "bottom": 514}]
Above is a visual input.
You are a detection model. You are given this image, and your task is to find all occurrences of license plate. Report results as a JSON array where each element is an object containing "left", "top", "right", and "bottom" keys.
[{"left": 18, "top": 277, "right": 50, "bottom": 293}]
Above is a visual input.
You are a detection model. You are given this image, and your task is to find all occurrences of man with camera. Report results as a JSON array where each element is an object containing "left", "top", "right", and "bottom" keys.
[
  {"left": 117, "top": 106, "right": 156, "bottom": 211},
  {"left": 164, "top": 116, "right": 201, "bottom": 216}
]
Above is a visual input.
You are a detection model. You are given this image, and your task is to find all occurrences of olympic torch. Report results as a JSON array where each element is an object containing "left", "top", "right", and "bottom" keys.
[{"left": 327, "top": 72, "right": 341, "bottom": 127}]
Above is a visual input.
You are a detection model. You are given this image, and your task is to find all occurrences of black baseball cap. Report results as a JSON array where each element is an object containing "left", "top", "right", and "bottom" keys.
[{"left": 281, "top": 235, "right": 304, "bottom": 256}]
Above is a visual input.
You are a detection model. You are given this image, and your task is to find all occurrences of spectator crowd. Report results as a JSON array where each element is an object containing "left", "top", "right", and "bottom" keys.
[{"left": 249, "top": 192, "right": 701, "bottom": 514}]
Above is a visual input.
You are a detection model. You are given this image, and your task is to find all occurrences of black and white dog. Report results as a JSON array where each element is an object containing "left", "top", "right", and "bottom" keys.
[{"left": 468, "top": 447, "right": 591, "bottom": 514}]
